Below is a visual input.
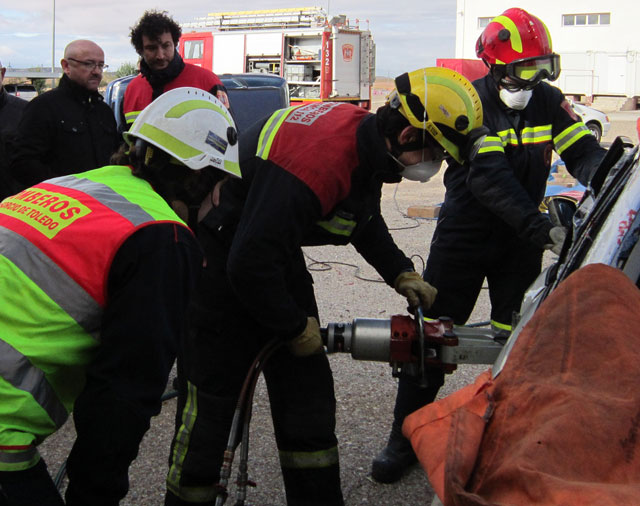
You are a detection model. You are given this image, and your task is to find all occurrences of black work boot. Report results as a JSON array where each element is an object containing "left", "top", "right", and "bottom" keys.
[{"left": 371, "top": 420, "right": 417, "bottom": 483}]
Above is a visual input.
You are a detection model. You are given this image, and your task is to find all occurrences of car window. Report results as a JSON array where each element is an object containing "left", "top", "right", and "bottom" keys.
[{"left": 4, "top": 83, "right": 38, "bottom": 101}]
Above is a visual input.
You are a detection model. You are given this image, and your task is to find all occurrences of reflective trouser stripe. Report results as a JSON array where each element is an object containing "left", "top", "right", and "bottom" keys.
[
  {"left": 166, "top": 381, "right": 211, "bottom": 500},
  {"left": 0, "top": 339, "right": 68, "bottom": 429},
  {"left": 491, "top": 319, "right": 511, "bottom": 331},
  {"left": 167, "top": 485, "right": 217, "bottom": 503},
  {"left": 0, "top": 446, "right": 41, "bottom": 471},
  {"left": 279, "top": 446, "right": 339, "bottom": 469}
]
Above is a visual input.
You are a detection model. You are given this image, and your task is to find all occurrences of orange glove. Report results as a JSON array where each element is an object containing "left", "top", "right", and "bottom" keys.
[
  {"left": 287, "top": 317, "right": 323, "bottom": 357},
  {"left": 394, "top": 271, "right": 437, "bottom": 310}
]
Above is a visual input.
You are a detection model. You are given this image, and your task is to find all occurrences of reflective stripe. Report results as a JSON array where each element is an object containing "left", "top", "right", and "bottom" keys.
[
  {"left": 0, "top": 226, "right": 101, "bottom": 338},
  {"left": 0, "top": 447, "right": 37, "bottom": 464},
  {"left": 125, "top": 110, "right": 139, "bottom": 124},
  {"left": 167, "top": 381, "right": 200, "bottom": 496},
  {"left": 166, "top": 100, "right": 231, "bottom": 125},
  {"left": 0, "top": 339, "right": 68, "bottom": 429},
  {"left": 140, "top": 123, "right": 202, "bottom": 160},
  {"left": 279, "top": 446, "right": 339, "bottom": 469},
  {"left": 477, "top": 136, "right": 505, "bottom": 154},
  {"left": 317, "top": 215, "right": 356, "bottom": 236},
  {"left": 48, "top": 174, "right": 155, "bottom": 227},
  {"left": 521, "top": 125, "right": 552, "bottom": 144},
  {"left": 167, "top": 484, "right": 217, "bottom": 503},
  {"left": 495, "top": 129, "right": 518, "bottom": 147},
  {"left": 493, "top": 15, "right": 522, "bottom": 54},
  {"left": 554, "top": 122, "right": 591, "bottom": 155},
  {"left": 256, "top": 107, "right": 297, "bottom": 160},
  {"left": 0, "top": 447, "right": 40, "bottom": 471},
  {"left": 491, "top": 319, "right": 512, "bottom": 332}
]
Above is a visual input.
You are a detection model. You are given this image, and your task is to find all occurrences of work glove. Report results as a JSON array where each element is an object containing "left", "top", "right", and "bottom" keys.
[
  {"left": 544, "top": 226, "right": 568, "bottom": 255},
  {"left": 394, "top": 271, "right": 437, "bottom": 310},
  {"left": 287, "top": 317, "right": 324, "bottom": 357}
]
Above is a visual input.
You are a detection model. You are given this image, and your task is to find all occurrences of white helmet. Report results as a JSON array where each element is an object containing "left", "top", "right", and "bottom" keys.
[{"left": 124, "top": 87, "right": 240, "bottom": 177}]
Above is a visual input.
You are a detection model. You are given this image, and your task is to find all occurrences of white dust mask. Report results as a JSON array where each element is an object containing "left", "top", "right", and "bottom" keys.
[
  {"left": 499, "top": 88, "right": 533, "bottom": 110},
  {"left": 389, "top": 153, "right": 443, "bottom": 183}
]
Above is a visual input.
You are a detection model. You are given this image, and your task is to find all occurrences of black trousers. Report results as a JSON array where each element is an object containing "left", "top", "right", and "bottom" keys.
[
  {"left": 0, "top": 459, "right": 64, "bottom": 506},
  {"left": 392, "top": 220, "right": 543, "bottom": 429},
  {"left": 166, "top": 228, "right": 343, "bottom": 506}
]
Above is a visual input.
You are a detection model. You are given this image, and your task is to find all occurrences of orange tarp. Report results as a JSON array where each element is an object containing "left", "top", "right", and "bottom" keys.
[{"left": 404, "top": 263, "right": 640, "bottom": 505}]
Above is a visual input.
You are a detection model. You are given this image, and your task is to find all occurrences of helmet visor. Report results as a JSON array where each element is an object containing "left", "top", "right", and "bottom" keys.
[{"left": 505, "top": 54, "right": 560, "bottom": 89}]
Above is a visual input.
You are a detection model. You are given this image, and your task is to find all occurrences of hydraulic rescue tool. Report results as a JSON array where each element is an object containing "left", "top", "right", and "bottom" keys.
[
  {"left": 322, "top": 308, "right": 504, "bottom": 384},
  {"left": 214, "top": 308, "right": 504, "bottom": 505}
]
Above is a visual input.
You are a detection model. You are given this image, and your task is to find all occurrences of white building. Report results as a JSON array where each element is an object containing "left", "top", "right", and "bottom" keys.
[{"left": 455, "top": 1, "right": 640, "bottom": 106}]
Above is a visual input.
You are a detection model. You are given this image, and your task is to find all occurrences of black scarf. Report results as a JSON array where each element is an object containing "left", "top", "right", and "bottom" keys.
[{"left": 139, "top": 50, "right": 186, "bottom": 100}]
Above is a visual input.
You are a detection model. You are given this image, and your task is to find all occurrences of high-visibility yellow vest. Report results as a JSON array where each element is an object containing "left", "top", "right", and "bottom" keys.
[{"left": 0, "top": 165, "right": 187, "bottom": 471}]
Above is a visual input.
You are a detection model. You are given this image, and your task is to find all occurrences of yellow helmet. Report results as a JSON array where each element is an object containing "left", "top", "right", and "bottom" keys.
[{"left": 387, "top": 67, "right": 484, "bottom": 164}]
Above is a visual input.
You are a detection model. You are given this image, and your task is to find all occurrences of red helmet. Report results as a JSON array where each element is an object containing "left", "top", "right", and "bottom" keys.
[{"left": 476, "top": 8, "right": 560, "bottom": 89}]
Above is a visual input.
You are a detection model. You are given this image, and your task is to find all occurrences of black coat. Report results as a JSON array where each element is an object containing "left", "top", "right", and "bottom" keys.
[
  {"left": 0, "top": 86, "right": 27, "bottom": 137},
  {"left": 9, "top": 74, "right": 118, "bottom": 188}
]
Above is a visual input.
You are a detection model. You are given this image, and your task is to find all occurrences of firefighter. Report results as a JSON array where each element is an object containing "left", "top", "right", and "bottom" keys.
[
  {"left": 373, "top": 8, "right": 608, "bottom": 484},
  {"left": 164, "top": 67, "right": 487, "bottom": 505},
  {"left": 0, "top": 88, "right": 239, "bottom": 505}
]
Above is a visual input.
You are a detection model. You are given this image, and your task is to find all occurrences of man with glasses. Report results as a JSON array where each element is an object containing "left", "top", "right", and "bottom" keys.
[
  {"left": 8, "top": 39, "right": 118, "bottom": 188},
  {"left": 372, "top": 7, "right": 608, "bottom": 484}
]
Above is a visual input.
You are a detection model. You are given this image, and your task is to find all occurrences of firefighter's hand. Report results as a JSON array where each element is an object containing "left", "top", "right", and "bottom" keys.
[
  {"left": 544, "top": 226, "right": 567, "bottom": 255},
  {"left": 287, "top": 317, "right": 324, "bottom": 357},
  {"left": 394, "top": 271, "right": 437, "bottom": 310}
]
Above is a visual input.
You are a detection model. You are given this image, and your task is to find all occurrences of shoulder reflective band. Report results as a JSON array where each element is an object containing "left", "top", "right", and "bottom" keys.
[
  {"left": 0, "top": 339, "right": 69, "bottom": 429},
  {"left": 48, "top": 174, "right": 156, "bottom": 227},
  {"left": 0, "top": 227, "right": 101, "bottom": 338},
  {"left": 256, "top": 107, "right": 299, "bottom": 160},
  {"left": 554, "top": 121, "right": 591, "bottom": 155}
]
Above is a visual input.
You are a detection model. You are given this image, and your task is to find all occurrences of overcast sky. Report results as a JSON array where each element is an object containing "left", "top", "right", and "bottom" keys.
[{"left": 0, "top": 0, "right": 456, "bottom": 78}]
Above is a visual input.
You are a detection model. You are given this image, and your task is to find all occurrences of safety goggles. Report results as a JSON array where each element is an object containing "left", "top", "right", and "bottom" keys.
[{"left": 500, "top": 53, "right": 561, "bottom": 91}]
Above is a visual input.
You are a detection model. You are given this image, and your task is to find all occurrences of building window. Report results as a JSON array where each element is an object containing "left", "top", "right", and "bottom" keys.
[
  {"left": 562, "top": 13, "right": 610, "bottom": 26},
  {"left": 478, "top": 17, "right": 493, "bottom": 29}
]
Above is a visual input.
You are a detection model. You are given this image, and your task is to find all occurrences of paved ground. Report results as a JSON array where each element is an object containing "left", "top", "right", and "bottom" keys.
[{"left": 38, "top": 110, "right": 640, "bottom": 505}]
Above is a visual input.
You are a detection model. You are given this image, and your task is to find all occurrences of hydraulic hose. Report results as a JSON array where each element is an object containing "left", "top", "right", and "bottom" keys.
[{"left": 215, "top": 337, "right": 283, "bottom": 506}]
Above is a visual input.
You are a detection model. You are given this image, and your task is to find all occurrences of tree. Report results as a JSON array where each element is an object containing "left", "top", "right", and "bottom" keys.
[
  {"left": 32, "top": 78, "right": 48, "bottom": 94},
  {"left": 115, "top": 62, "right": 138, "bottom": 78}
]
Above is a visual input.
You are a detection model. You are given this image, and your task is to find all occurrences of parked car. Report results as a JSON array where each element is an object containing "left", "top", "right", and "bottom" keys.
[
  {"left": 104, "top": 73, "right": 289, "bottom": 135},
  {"left": 568, "top": 98, "right": 610, "bottom": 143},
  {"left": 496, "top": 135, "right": 639, "bottom": 375},
  {"left": 4, "top": 83, "right": 38, "bottom": 101}
]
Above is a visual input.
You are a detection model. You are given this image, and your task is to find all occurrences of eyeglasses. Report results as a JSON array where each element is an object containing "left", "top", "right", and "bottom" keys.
[{"left": 67, "top": 58, "right": 109, "bottom": 71}]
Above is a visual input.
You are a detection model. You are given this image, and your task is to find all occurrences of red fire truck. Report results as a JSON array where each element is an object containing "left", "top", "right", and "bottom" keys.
[{"left": 179, "top": 7, "right": 376, "bottom": 108}]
